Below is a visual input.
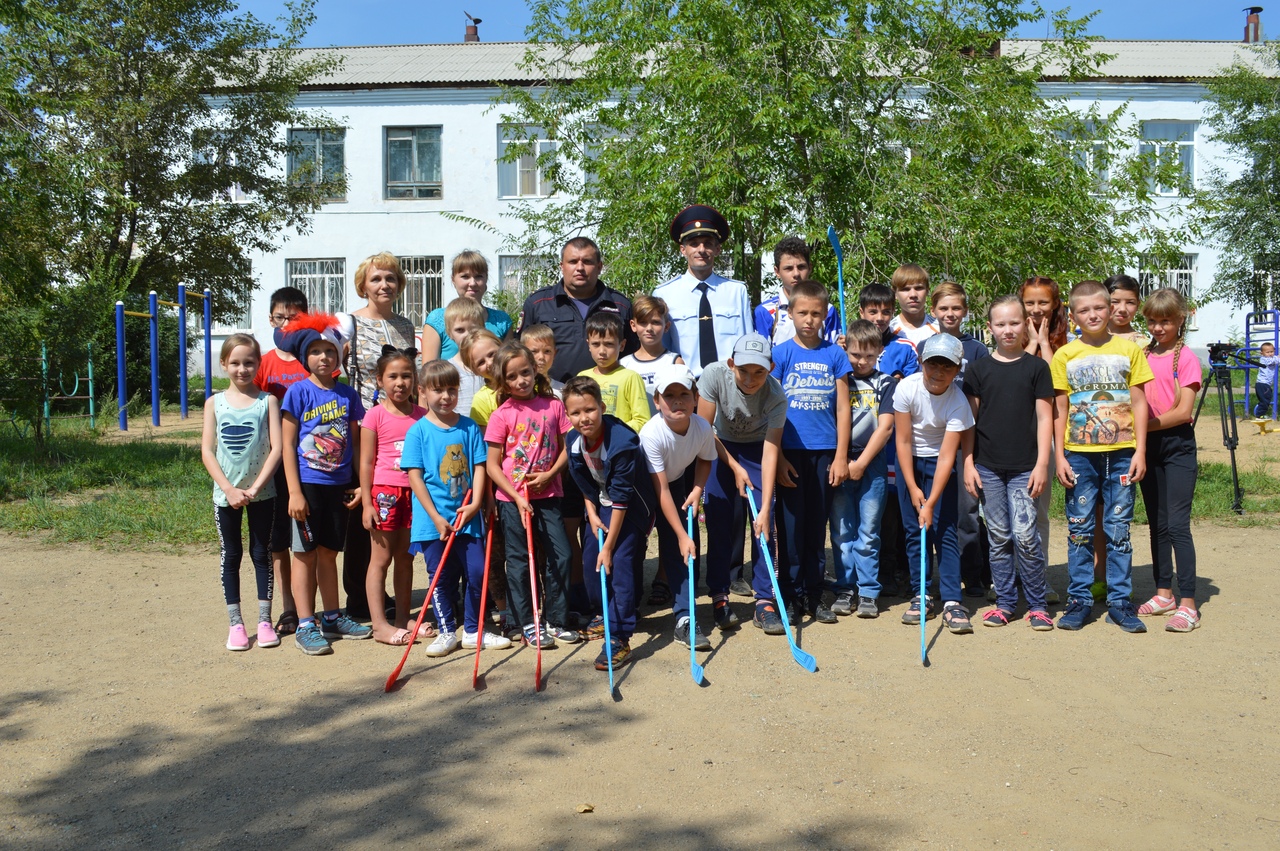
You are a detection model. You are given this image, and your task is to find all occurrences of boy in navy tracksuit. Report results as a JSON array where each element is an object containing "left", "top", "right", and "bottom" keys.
[{"left": 563, "top": 376, "right": 658, "bottom": 670}]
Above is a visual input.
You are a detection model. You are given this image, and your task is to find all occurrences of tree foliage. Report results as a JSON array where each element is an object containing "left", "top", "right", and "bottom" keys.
[
  {"left": 1201, "top": 41, "right": 1280, "bottom": 310},
  {"left": 0, "top": 0, "right": 341, "bottom": 436},
  {"left": 500, "top": 0, "right": 1185, "bottom": 310}
]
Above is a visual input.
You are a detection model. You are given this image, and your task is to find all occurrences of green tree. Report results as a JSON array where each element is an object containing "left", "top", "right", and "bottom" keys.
[
  {"left": 0, "top": 0, "right": 342, "bottom": 435},
  {"left": 1201, "top": 41, "right": 1280, "bottom": 310},
  {"left": 500, "top": 0, "right": 1185, "bottom": 313}
]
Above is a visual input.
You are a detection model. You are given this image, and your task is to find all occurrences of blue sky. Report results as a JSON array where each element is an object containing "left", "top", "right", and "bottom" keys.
[{"left": 236, "top": 1, "right": 1250, "bottom": 47}]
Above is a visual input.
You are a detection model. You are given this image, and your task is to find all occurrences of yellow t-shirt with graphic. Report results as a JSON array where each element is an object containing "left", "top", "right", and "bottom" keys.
[
  {"left": 1051, "top": 336, "right": 1154, "bottom": 453},
  {"left": 577, "top": 366, "right": 651, "bottom": 433}
]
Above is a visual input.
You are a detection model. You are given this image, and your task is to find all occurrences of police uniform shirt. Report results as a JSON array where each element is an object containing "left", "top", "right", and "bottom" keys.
[{"left": 652, "top": 270, "right": 752, "bottom": 378}]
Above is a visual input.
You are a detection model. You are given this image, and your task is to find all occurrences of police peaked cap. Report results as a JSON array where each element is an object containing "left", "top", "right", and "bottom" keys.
[{"left": 670, "top": 204, "right": 730, "bottom": 244}]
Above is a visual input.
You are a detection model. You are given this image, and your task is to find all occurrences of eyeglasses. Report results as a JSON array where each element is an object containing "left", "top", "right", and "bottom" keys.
[{"left": 271, "top": 313, "right": 298, "bottom": 324}]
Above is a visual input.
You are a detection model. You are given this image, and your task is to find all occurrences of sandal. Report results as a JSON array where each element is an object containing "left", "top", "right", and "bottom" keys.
[
  {"left": 647, "top": 580, "right": 673, "bottom": 607},
  {"left": 416, "top": 622, "right": 436, "bottom": 639},
  {"left": 1165, "top": 606, "right": 1200, "bottom": 633},
  {"left": 274, "top": 609, "right": 299, "bottom": 637},
  {"left": 1138, "top": 594, "right": 1176, "bottom": 616},
  {"left": 380, "top": 628, "right": 411, "bottom": 646}
]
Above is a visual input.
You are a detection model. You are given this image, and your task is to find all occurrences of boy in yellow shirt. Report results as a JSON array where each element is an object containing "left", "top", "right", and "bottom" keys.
[{"left": 578, "top": 312, "right": 651, "bottom": 433}]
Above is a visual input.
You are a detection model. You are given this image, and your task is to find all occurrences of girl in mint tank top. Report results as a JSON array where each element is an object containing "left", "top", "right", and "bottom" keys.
[{"left": 201, "top": 334, "right": 283, "bottom": 653}]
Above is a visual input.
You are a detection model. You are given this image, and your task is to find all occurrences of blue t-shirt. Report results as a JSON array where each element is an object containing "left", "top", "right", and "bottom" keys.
[
  {"left": 281, "top": 379, "right": 365, "bottom": 485},
  {"left": 878, "top": 334, "right": 919, "bottom": 379},
  {"left": 400, "top": 415, "right": 487, "bottom": 542},
  {"left": 770, "top": 338, "right": 852, "bottom": 450}
]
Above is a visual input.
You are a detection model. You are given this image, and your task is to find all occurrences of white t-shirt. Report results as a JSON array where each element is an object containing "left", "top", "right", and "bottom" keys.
[
  {"left": 620, "top": 351, "right": 679, "bottom": 413},
  {"left": 891, "top": 373, "right": 974, "bottom": 458},
  {"left": 638, "top": 413, "right": 718, "bottom": 482}
]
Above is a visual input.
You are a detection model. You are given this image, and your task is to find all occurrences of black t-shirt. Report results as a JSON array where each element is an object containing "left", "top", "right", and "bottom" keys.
[{"left": 962, "top": 353, "right": 1054, "bottom": 474}]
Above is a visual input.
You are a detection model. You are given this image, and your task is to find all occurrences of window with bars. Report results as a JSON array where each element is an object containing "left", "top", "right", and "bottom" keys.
[
  {"left": 1137, "top": 253, "right": 1197, "bottom": 299},
  {"left": 286, "top": 259, "right": 346, "bottom": 314},
  {"left": 394, "top": 255, "right": 445, "bottom": 326},
  {"left": 385, "top": 126, "right": 443, "bottom": 199},
  {"left": 497, "top": 255, "right": 550, "bottom": 301},
  {"left": 1140, "top": 122, "right": 1196, "bottom": 196},
  {"left": 498, "top": 125, "right": 557, "bottom": 198},
  {"left": 287, "top": 129, "right": 346, "bottom": 201}
]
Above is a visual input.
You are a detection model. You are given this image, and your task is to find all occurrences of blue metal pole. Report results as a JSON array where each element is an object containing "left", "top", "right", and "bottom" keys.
[
  {"left": 116, "top": 301, "right": 127, "bottom": 431},
  {"left": 41, "top": 341, "right": 50, "bottom": 437},
  {"left": 178, "top": 284, "right": 189, "bottom": 419},
  {"left": 87, "top": 342, "right": 96, "bottom": 431},
  {"left": 203, "top": 289, "right": 213, "bottom": 400},
  {"left": 149, "top": 290, "right": 160, "bottom": 427}
]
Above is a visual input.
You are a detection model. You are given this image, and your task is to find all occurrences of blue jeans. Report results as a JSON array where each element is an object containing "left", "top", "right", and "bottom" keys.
[
  {"left": 897, "top": 456, "right": 961, "bottom": 603},
  {"left": 705, "top": 441, "right": 776, "bottom": 602},
  {"left": 1064, "top": 449, "right": 1135, "bottom": 606},
  {"left": 976, "top": 466, "right": 1047, "bottom": 612},
  {"left": 830, "top": 452, "right": 887, "bottom": 598}
]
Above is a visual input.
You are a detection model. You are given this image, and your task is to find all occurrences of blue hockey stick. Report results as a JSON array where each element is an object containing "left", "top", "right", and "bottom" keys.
[
  {"left": 746, "top": 489, "right": 817, "bottom": 673},
  {"left": 827, "top": 225, "right": 848, "bottom": 337},
  {"left": 597, "top": 528, "right": 614, "bottom": 694}
]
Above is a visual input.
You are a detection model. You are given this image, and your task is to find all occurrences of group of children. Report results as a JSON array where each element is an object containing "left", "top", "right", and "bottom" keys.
[{"left": 202, "top": 249, "right": 1204, "bottom": 672}]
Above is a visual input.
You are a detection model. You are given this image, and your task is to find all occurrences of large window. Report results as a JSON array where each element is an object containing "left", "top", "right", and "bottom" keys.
[
  {"left": 1138, "top": 253, "right": 1197, "bottom": 299},
  {"left": 286, "top": 259, "right": 346, "bottom": 313},
  {"left": 394, "top": 255, "right": 445, "bottom": 326},
  {"left": 287, "top": 129, "right": 345, "bottom": 201},
  {"left": 1062, "top": 120, "right": 1108, "bottom": 189},
  {"left": 385, "top": 127, "right": 443, "bottom": 199},
  {"left": 497, "top": 255, "right": 548, "bottom": 301},
  {"left": 1140, "top": 122, "right": 1196, "bottom": 196},
  {"left": 498, "top": 126, "right": 556, "bottom": 198}
]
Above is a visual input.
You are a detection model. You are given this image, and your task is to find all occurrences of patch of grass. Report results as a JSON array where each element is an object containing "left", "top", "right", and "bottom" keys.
[{"left": 0, "top": 434, "right": 209, "bottom": 547}]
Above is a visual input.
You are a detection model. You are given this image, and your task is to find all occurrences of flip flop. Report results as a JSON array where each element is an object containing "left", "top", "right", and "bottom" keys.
[{"left": 274, "top": 609, "right": 299, "bottom": 636}]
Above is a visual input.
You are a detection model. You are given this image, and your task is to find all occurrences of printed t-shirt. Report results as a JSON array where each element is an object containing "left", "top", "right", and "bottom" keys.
[
  {"left": 1051, "top": 336, "right": 1154, "bottom": 453},
  {"left": 577, "top": 365, "right": 650, "bottom": 432},
  {"left": 639, "top": 414, "right": 717, "bottom": 483},
  {"left": 848, "top": 369, "right": 897, "bottom": 455},
  {"left": 1144, "top": 348, "right": 1203, "bottom": 422},
  {"left": 892, "top": 373, "right": 974, "bottom": 459},
  {"left": 962, "top": 353, "right": 1054, "bottom": 474},
  {"left": 770, "top": 338, "right": 852, "bottom": 450},
  {"left": 361, "top": 403, "right": 426, "bottom": 487},
  {"left": 281, "top": 379, "right": 365, "bottom": 485},
  {"left": 696, "top": 360, "right": 787, "bottom": 444},
  {"left": 211, "top": 392, "right": 276, "bottom": 507},
  {"left": 889, "top": 314, "right": 939, "bottom": 346},
  {"left": 255, "top": 349, "right": 310, "bottom": 401},
  {"left": 400, "top": 415, "right": 486, "bottom": 541},
  {"left": 620, "top": 351, "right": 679, "bottom": 413},
  {"left": 877, "top": 335, "right": 919, "bottom": 379},
  {"left": 484, "top": 395, "right": 572, "bottom": 501}
]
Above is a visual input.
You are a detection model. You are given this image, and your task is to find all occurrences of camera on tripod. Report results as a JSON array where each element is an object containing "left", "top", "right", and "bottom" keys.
[{"left": 1208, "top": 341, "right": 1236, "bottom": 364}]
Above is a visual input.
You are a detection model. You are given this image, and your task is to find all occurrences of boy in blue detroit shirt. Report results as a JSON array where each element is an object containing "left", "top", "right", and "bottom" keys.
[
  {"left": 771, "top": 281, "right": 851, "bottom": 623},
  {"left": 277, "top": 313, "right": 372, "bottom": 655}
]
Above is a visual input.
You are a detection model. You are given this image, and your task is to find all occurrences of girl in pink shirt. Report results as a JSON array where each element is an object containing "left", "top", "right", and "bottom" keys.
[
  {"left": 359, "top": 346, "right": 427, "bottom": 645},
  {"left": 1138, "top": 289, "right": 1202, "bottom": 632}
]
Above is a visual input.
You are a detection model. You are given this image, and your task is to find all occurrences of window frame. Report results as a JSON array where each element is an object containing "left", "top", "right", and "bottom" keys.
[
  {"left": 393, "top": 255, "right": 446, "bottom": 326},
  {"left": 497, "top": 125, "right": 557, "bottom": 199},
  {"left": 1139, "top": 121, "right": 1196, "bottom": 197},
  {"left": 1137, "top": 253, "right": 1197, "bottom": 301},
  {"left": 384, "top": 126, "right": 444, "bottom": 200},
  {"left": 285, "top": 258, "right": 347, "bottom": 314},
  {"left": 287, "top": 128, "right": 346, "bottom": 202}
]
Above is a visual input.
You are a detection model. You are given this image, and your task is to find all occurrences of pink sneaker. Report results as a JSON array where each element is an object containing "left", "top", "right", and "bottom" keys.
[
  {"left": 257, "top": 621, "right": 280, "bottom": 648},
  {"left": 226, "top": 623, "right": 250, "bottom": 651}
]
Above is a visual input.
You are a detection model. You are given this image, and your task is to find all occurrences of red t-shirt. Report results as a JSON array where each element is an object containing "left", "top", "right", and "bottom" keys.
[{"left": 255, "top": 349, "right": 310, "bottom": 401}]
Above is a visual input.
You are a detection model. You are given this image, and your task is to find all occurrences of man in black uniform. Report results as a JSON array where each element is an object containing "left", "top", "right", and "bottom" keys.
[{"left": 516, "top": 236, "right": 637, "bottom": 382}]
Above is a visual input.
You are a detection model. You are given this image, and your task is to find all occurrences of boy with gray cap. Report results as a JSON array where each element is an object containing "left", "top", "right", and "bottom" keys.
[
  {"left": 892, "top": 332, "right": 976, "bottom": 634},
  {"left": 697, "top": 333, "right": 789, "bottom": 634}
]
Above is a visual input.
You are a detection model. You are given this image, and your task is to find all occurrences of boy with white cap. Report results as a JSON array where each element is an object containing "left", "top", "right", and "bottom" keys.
[
  {"left": 697, "top": 332, "right": 789, "bottom": 635},
  {"left": 639, "top": 362, "right": 719, "bottom": 651}
]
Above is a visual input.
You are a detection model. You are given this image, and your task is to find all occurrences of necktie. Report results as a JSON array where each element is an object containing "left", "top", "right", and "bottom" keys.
[{"left": 697, "top": 281, "right": 717, "bottom": 369}]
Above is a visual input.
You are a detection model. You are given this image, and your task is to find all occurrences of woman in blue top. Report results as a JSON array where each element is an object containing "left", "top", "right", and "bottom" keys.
[{"left": 421, "top": 250, "right": 513, "bottom": 361}]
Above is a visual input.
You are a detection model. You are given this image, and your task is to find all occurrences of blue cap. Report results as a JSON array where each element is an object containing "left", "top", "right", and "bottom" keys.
[{"left": 920, "top": 333, "right": 964, "bottom": 365}]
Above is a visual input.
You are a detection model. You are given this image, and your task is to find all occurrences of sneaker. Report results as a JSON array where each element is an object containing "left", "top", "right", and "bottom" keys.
[
  {"left": 424, "top": 631, "right": 461, "bottom": 656},
  {"left": 856, "top": 597, "right": 879, "bottom": 619},
  {"left": 982, "top": 608, "right": 1012, "bottom": 628},
  {"left": 1165, "top": 605, "right": 1201, "bottom": 633},
  {"left": 594, "top": 637, "right": 632, "bottom": 670},
  {"left": 1027, "top": 609, "right": 1055, "bottom": 631},
  {"left": 583, "top": 614, "right": 606, "bottom": 641},
  {"left": 831, "top": 591, "right": 855, "bottom": 617},
  {"left": 320, "top": 614, "right": 373, "bottom": 640},
  {"left": 461, "top": 629, "right": 513, "bottom": 650},
  {"left": 226, "top": 623, "right": 250, "bottom": 651},
  {"left": 1057, "top": 597, "right": 1092, "bottom": 631},
  {"left": 551, "top": 624, "right": 582, "bottom": 644},
  {"left": 786, "top": 599, "right": 803, "bottom": 626},
  {"left": 752, "top": 602, "right": 786, "bottom": 635},
  {"left": 294, "top": 622, "right": 333, "bottom": 656},
  {"left": 730, "top": 578, "right": 753, "bottom": 598},
  {"left": 942, "top": 604, "right": 974, "bottom": 634},
  {"left": 901, "top": 596, "right": 937, "bottom": 625},
  {"left": 1137, "top": 594, "right": 1177, "bottom": 616},
  {"left": 713, "top": 599, "right": 741, "bottom": 631},
  {"left": 1105, "top": 600, "right": 1147, "bottom": 633},
  {"left": 674, "top": 619, "right": 712, "bottom": 651},
  {"left": 812, "top": 600, "right": 838, "bottom": 624},
  {"left": 1045, "top": 586, "right": 1061, "bottom": 605},
  {"left": 521, "top": 623, "right": 557, "bottom": 648},
  {"left": 256, "top": 621, "right": 280, "bottom": 648}
]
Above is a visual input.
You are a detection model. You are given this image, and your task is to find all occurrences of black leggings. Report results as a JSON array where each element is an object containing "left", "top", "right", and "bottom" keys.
[
  {"left": 1139, "top": 424, "right": 1197, "bottom": 599},
  {"left": 215, "top": 500, "right": 275, "bottom": 605}
]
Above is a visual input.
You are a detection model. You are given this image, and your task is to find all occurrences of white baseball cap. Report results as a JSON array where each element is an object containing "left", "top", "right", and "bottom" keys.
[{"left": 653, "top": 363, "right": 696, "bottom": 393}]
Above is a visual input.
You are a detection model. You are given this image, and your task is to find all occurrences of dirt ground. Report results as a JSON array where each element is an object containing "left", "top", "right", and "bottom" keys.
[{"left": 3, "top": 411, "right": 1279, "bottom": 849}]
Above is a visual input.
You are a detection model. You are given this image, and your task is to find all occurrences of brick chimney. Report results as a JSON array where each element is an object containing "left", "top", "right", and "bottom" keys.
[
  {"left": 1245, "top": 6, "right": 1264, "bottom": 43},
  {"left": 465, "top": 11, "right": 482, "bottom": 42}
]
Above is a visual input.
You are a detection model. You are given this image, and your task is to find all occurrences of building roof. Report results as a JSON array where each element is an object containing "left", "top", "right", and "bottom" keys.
[{"left": 292, "top": 39, "right": 1274, "bottom": 90}]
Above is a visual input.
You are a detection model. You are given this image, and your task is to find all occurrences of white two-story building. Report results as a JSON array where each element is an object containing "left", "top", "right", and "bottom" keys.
[{"left": 216, "top": 35, "right": 1271, "bottom": 368}]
